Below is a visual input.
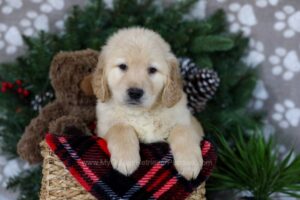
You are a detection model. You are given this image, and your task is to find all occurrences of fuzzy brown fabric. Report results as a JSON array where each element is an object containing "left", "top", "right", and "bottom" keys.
[
  {"left": 48, "top": 116, "right": 91, "bottom": 136},
  {"left": 17, "top": 49, "right": 99, "bottom": 164}
]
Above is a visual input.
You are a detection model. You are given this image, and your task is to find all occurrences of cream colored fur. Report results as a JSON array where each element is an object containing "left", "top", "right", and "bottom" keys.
[{"left": 93, "top": 27, "right": 204, "bottom": 180}]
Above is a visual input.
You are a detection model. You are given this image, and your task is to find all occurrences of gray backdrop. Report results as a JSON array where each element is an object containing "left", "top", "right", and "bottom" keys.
[{"left": 0, "top": 0, "right": 299, "bottom": 199}]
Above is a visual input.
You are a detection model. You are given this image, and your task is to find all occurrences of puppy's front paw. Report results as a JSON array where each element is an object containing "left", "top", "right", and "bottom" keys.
[
  {"left": 173, "top": 149, "right": 203, "bottom": 180},
  {"left": 110, "top": 147, "right": 141, "bottom": 176}
]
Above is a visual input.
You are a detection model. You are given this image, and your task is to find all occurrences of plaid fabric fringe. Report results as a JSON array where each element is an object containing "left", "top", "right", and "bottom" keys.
[{"left": 46, "top": 134, "right": 217, "bottom": 200}]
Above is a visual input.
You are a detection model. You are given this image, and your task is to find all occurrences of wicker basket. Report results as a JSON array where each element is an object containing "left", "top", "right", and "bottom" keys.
[{"left": 40, "top": 141, "right": 206, "bottom": 200}]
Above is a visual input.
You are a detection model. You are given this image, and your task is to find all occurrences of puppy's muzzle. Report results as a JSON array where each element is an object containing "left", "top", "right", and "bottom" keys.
[{"left": 127, "top": 87, "right": 144, "bottom": 103}]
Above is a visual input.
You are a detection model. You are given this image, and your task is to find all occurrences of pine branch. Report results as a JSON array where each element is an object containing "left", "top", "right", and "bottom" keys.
[
  {"left": 0, "top": 0, "right": 298, "bottom": 199},
  {"left": 208, "top": 129, "right": 300, "bottom": 199},
  {"left": 7, "top": 167, "right": 42, "bottom": 200}
]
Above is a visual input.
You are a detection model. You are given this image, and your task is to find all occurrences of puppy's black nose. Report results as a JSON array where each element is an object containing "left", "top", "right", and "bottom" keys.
[{"left": 127, "top": 88, "right": 144, "bottom": 100}]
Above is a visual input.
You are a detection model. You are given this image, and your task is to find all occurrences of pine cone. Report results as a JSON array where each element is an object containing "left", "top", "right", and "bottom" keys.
[{"left": 179, "top": 57, "right": 220, "bottom": 114}]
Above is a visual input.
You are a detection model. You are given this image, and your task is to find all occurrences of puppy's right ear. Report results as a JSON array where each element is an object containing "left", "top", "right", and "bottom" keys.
[
  {"left": 162, "top": 55, "right": 182, "bottom": 108},
  {"left": 92, "top": 53, "right": 111, "bottom": 102}
]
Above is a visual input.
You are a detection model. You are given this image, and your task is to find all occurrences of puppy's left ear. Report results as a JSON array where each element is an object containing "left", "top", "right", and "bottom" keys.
[
  {"left": 162, "top": 54, "right": 182, "bottom": 108},
  {"left": 80, "top": 74, "right": 94, "bottom": 96}
]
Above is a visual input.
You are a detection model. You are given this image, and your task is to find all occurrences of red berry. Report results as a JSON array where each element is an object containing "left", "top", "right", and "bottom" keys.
[
  {"left": 1, "top": 82, "right": 8, "bottom": 88},
  {"left": 1, "top": 87, "right": 6, "bottom": 93},
  {"left": 17, "top": 88, "right": 23, "bottom": 94},
  {"left": 23, "top": 90, "right": 30, "bottom": 97},
  {"left": 7, "top": 83, "right": 13, "bottom": 89},
  {"left": 16, "top": 80, "right": 22, "bottom": 85}
]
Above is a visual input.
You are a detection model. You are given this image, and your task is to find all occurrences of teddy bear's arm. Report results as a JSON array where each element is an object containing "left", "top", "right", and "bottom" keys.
[
  {"left": 48, "top": 115, "right": 92, "bottom": 136},
  {"left": 17, "top": 101, "right": 66, "bottom": 164}
]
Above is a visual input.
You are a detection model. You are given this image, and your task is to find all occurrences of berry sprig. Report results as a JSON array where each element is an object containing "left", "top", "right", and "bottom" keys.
[{"left": 1, "top": 80, "right": 30, "bottom": 97}]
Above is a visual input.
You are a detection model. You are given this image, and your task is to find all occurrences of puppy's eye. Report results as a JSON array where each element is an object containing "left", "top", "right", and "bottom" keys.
[
  {"left": 118, "top": 64, "right": 128, "bottom": 71},
  {"left": 148, "top": 67, "right": 157, "bottom": 75}
]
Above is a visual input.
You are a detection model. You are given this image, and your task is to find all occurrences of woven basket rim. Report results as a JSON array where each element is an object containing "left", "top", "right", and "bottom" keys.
[{"left": 39, "top": 140, "right": 206, "bottom": 200}]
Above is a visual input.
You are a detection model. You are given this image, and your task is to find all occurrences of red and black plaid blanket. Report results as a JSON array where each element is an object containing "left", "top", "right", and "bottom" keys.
[{"left": 46, "top": 134, "right": 217, "bottom": 200}]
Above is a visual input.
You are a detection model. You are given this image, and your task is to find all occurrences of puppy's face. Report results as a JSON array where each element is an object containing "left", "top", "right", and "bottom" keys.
[
  {"left": 93, "top": 28, "right": 182, "bottom": 109},
  {"left": 106, "top": 49, "right": 169, "bottom": 108}
]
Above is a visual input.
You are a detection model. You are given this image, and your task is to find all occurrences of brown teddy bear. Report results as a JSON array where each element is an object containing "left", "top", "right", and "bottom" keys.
[{"left": 17, "top": 49, "right": 99, "bottom": 164}]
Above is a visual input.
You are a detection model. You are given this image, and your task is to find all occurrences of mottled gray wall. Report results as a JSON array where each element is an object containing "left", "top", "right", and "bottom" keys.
[{"left": 0, "top": 0, "right": 299, "bottom": 199}]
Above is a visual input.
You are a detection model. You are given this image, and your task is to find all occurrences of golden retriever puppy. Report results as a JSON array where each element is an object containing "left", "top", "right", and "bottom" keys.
[{"left": 92, "top": 27, "right": 204, "bottom": 180}]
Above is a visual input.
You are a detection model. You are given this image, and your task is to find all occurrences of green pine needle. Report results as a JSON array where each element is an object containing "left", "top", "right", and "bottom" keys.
[
  {"left": 0, "top": 0, "right": 298, "bottom": 199},
  {"left": 7, "top": 167, "right": 42, "bottom": 200},
  {"left": 191, "top": 35, "right": 234, "bottom": 53},
  {"left": 209, "top": 128, "right": 300, "bottom": 200}
]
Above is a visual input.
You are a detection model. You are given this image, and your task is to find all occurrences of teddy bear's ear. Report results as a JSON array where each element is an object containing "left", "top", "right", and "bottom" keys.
[{"left": 80, "top": 74, "right": 94, "bottom": 96}]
